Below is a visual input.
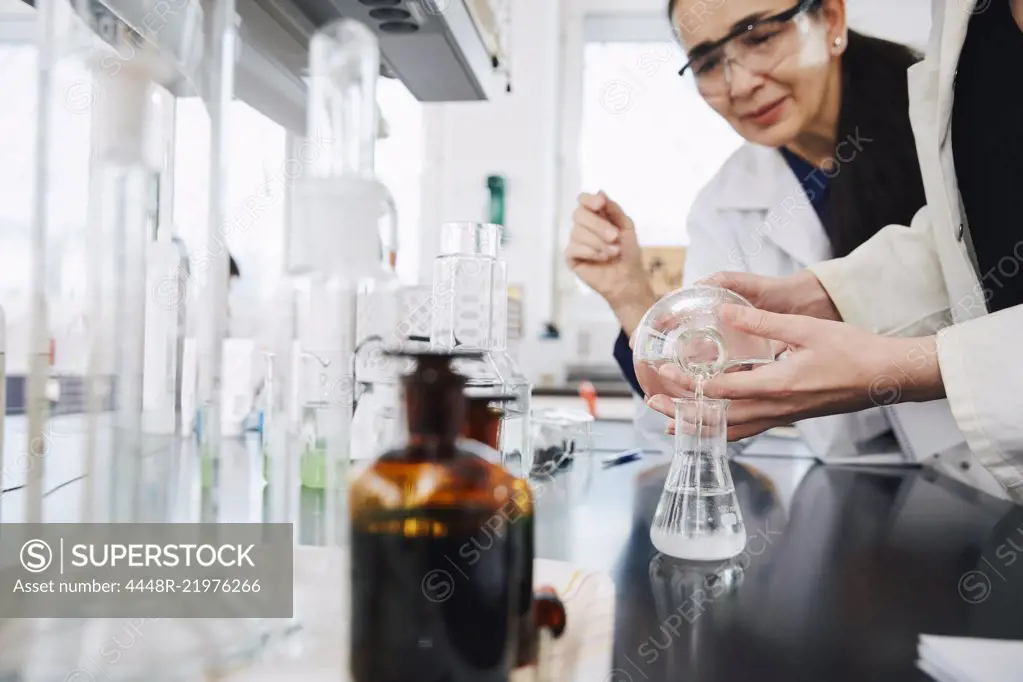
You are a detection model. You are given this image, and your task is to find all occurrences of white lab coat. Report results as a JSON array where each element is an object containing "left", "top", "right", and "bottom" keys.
[{"left": 810, "top": 0, "right": 1023, "bottom": 503}]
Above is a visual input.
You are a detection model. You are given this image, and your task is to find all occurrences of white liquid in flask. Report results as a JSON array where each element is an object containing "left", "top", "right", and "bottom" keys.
[{"left": 650, "top": 374, "right": 747, "bottom": 561}]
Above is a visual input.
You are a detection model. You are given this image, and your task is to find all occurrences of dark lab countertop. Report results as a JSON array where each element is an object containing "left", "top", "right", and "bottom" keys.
[
  {"left": 2, "top": 417, "right": 1021, "bottom": 681},
  {"left": 573, "top": 434, "right": 1023, "bottom": 682}
]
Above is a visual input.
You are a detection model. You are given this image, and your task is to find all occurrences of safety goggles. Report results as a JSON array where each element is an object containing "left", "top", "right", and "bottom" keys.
[{"left": 678, "top": 0, "right": 817, "bottom": 96}]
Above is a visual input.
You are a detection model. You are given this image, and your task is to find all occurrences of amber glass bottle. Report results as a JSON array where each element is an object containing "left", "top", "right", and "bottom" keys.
[
  {"left": 349, "top": 352, "right": 533, "bottom": 682},
  {"left": 462, "top": 395, "right": 505, "bottom": 451},
  {"left": 461, "top": 394, "right": 539, "bottom": 670}
]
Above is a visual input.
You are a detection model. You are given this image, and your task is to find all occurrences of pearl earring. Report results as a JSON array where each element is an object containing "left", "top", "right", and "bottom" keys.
[{"left": 834, "top": 36, "right": 843, "bottom": 47}]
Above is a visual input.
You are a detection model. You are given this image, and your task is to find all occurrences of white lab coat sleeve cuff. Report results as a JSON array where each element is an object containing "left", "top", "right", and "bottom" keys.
[
  {"left": 937, "top": 308, "right": 1023, "bottom": 500},
  {"left": 808, "top": 208, "right": 952, "bottom": 337}
]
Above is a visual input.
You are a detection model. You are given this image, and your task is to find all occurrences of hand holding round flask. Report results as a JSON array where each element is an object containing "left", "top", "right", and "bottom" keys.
[{"left": 631, "top": 285, "right": 776, "bottom": 397}]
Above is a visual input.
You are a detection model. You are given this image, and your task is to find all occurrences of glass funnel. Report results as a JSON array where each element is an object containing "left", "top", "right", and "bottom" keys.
[
  {"left": 632, "top": 285, "right": 774, "bottom": 397},
  {"left": 650, "top": 397, "right": 746, "bottom": 561}
]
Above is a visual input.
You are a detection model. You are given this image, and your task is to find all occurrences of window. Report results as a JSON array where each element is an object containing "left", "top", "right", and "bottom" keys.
[
  {"left": 173, "top": 97, "right": 288, "bottom": 281},
  {"left": 173, "top": 79, "right": 422, "bottom": 288},
  {"left": 0, "top": 40, "right": 95, "bottom": 374},
  {"left": 172, "top": 78, "right": 424, "bottom": 337},
  {"left": 556, "top": 18, "right": 745, "bottom": 355},
  {"left": 578, "top": 41, "right": 742, "bottom": 248},
  {"left": 0, "top": 44, "right": 40, "bottom": 302}
]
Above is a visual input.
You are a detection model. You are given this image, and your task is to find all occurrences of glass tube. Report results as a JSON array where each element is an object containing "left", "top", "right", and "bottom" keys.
[
  {"left": 281, "top": 18, "right": 380, "bottom": 546},
  {"left": 351, "top": 187, "right": 402, "bottom": 460},
  {"left": 80, "top": 24, "right": 162, "bottom": 520},
  {"left": 195, "top": 0, "right": 237, "bottom": 482},
  {"left": 22, "top": 0, "right": 63, "bottom": 526},
  {"left": 266, "top": 282, "right": 300, "bottom": 525},
  {"left": 96, "top": 164, "right": 158, "bottom": 521}
]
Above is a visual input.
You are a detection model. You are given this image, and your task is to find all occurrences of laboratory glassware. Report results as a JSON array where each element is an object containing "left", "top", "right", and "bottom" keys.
[
  {"left": 52, "top": 0, "right": 182, "bottom": 526},
  {"left": 430, "top": 222, "right": 533, "bottom": 476},
  {"left": 650, "top": 397, "right": 747, "bottom": 560},
  {"left": 20, "top": 4, "right": 274, "bottom": 682},
  {"left": 349, "top": 350, "right": 533, "bottom": 682},
  {"left": 462, "top": 392, "right": 510, "bottom": 453},
  {"left": 193, "top": 0, "right": 237, "bottom": 497},
  {"left": 396, "top": 283, "right": 435, "bottom": 342},
  {"left": 529, "top": 408, "right": 595, "bottom": 501},
  {"left": 430, "top": 221, "right": 496, "bottom": 349},
  {"left": 350, "top": 195, "right": 403, "bottom": 461},
  {"left": 631, "top": 285, "right": 775, "bottom": 397},
  {"left": 276, "top": 17, "right": 388, "bottom": 545},
  {"left": 142, "top": 229, "right": 190, "bottom": 443}
]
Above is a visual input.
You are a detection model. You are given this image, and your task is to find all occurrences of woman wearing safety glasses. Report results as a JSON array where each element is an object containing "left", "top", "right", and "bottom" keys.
[
  {"left": 645, "top": 0, "right": 1023, "bottom": 503},
  {"left": 566, "top": 0, "right": 966, "bottom": 465}
]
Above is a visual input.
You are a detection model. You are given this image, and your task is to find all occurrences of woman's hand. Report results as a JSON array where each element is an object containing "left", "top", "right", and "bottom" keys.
[
  {"left": 699, "top": 269, "right": 842, "bottom": 322},
  {"left": 646, "top": 304, "right": 946, "bottom": 441},
  {"left": 565, "top": 191, "right": 656, "bottom": 335}
]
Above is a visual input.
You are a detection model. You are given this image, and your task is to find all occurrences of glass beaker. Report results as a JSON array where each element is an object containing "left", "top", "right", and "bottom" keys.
[
  {"left": 529, "top": 408, "right": 594, "bottom": 500},
  {"left": 650, "top": 397, "right": 746, "bottom": 561}
]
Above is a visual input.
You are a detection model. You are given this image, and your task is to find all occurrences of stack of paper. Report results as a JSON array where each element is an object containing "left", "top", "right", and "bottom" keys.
[{"left": 918, "top": 635, "right": 1023, "bottom": 682}]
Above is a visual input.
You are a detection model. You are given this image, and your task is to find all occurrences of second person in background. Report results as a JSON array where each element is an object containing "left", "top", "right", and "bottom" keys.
[{"left": 566, "top": 0, "right": 965, "bottom": 458}]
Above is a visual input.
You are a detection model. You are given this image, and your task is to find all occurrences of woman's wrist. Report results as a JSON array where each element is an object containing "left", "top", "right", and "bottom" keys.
[
  {"left": 792, "top": 270, "right": 842, "bottom": 321},
  {"left": 607, "top": 282, "right": 657, "bottom": 337},
  {"left": 868, "top": 335, "right": 946, "bottom": 405}
]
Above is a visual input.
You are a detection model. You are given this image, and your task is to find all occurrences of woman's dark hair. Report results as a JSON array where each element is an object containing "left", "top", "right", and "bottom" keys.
[
  {"left": 666, "top": 0, "right": 927, "bottom": 258},
  {"left": 823, "top": 29, "right": 925, "bottom": 257}
]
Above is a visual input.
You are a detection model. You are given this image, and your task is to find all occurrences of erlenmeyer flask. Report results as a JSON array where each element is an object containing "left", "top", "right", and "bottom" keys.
[{"left": 650, "top": 397, "right": 746, "bottom": 560}]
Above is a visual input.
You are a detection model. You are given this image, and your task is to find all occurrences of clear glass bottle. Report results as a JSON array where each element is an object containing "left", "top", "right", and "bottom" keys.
[
  {"left": 483, "top": 227, "right": 532, "bottom": 477},
  {"left": 650, "top": 397, "right": 746, "bottom": 561},
  {"left": 430, "top": 222, "right": 496, "bottom": 349},
  {"left": 351, "top": 194, "right": 403, "bottom": 461},
  {"left": 431, "top": 222, "right": 532, "bottom": 476},
  {"left": 349, "top": 351, "right": 533, "bottom": 682},
  {"left": 282, "top": 19, "right": 402, "bottom": 490},
  {"left": 279, "top": 18, "right": 384, "bottom": 552}
]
